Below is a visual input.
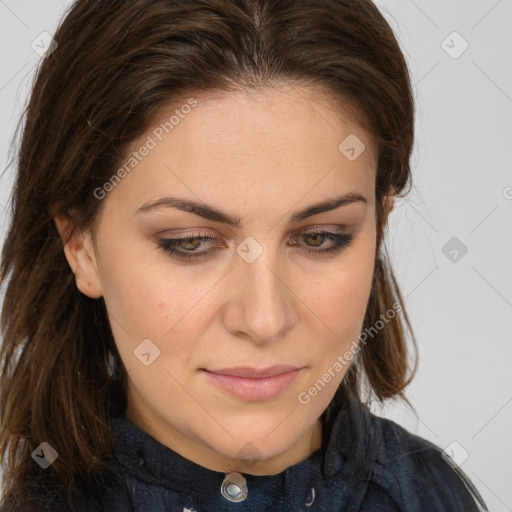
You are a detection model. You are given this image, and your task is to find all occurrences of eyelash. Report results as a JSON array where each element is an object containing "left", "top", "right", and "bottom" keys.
[{"left": 156, "top": 228, "right": 354, "bottom": 261}]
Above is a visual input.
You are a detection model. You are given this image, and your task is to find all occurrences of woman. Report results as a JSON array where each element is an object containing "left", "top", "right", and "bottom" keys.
[{"left": 0, "top": 0, "right": 489, "bottom": 510}]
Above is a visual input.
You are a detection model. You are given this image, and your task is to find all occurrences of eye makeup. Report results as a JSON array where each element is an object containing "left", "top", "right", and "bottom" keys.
[{"left": 156, "top": 227, "right": 354, "bottom": 262}]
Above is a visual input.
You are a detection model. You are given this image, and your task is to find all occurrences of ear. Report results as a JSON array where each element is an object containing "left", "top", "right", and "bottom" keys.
[{"left": 54, "top": 213, "right": 103, "bottom": 299}]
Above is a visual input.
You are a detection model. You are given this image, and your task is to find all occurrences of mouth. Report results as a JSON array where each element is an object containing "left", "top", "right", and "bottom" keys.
[{"left": 201, "top": 365, "right": 304, "bottom": 401}]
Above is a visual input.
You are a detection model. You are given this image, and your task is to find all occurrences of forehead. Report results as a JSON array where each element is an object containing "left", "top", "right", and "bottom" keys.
[{"left": 105, "top": 84, "right": 378, "bottom": 216}]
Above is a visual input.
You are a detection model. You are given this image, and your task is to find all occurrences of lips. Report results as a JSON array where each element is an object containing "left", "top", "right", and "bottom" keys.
[{"left": 202, "top": 365, "right": 304, "bottom": 401}]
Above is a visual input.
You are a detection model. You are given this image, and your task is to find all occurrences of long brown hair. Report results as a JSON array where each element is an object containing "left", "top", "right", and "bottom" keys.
[{"left": 0, "top": 0, "right": 417, "bottom": 507}]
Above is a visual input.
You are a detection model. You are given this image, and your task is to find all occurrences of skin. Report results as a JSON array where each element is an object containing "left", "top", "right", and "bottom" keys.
[{"left": 55, "top": 83, "right": 393, "bottom": 476}]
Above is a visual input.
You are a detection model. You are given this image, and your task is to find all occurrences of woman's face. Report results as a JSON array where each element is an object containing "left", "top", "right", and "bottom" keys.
[{"left": 58, "top": 83, "right": 390, "bottom": 475}]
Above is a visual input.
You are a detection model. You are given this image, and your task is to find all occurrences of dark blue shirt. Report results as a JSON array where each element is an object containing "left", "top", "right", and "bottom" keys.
[
  {"left": 0, "top": 391, "right": 489, "bottom": 511},
  {"left": 94, "top": 391, "right": 488, "bottom": 511}
]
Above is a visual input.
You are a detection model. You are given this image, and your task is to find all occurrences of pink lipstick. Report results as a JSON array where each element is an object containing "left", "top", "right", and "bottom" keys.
[{"left": 202, "top": 365, "right": 303, "bottom": 401}]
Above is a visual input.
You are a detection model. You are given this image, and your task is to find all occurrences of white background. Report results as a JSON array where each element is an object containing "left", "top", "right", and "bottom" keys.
[{"left": 1, "top": 1, "right": 511, "bottom": 510}]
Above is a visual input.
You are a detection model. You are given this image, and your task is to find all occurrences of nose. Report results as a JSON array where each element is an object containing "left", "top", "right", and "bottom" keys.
[{"left": 222, "top": 239, "right": 297, "bottom": 345}]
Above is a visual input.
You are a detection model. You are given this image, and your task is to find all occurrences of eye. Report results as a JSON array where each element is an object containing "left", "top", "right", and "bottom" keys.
[
  {"left": 157, "top": 228, "right": 353, "bottom": 261},
  {"left": 157, "top": 232, "right": 221, "bottom": 261},
  {"left": 291, "top": 228, "right": 353, "bottom": 257}
]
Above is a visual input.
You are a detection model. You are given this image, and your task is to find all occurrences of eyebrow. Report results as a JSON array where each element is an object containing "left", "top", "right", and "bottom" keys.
[{"left": 136, "top": 192, "right": 367, "bottom": 227}]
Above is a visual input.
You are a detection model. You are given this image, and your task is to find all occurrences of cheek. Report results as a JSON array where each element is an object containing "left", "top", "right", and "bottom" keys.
[
  {"left": 101, "top": 258, "right": 206, "bottom": 340},
  {"left": 305, "top": 238, "right": 376, "bottom": 339},
  {"left": 98, "top": 242, "right": 220, "bottom": 376}
]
